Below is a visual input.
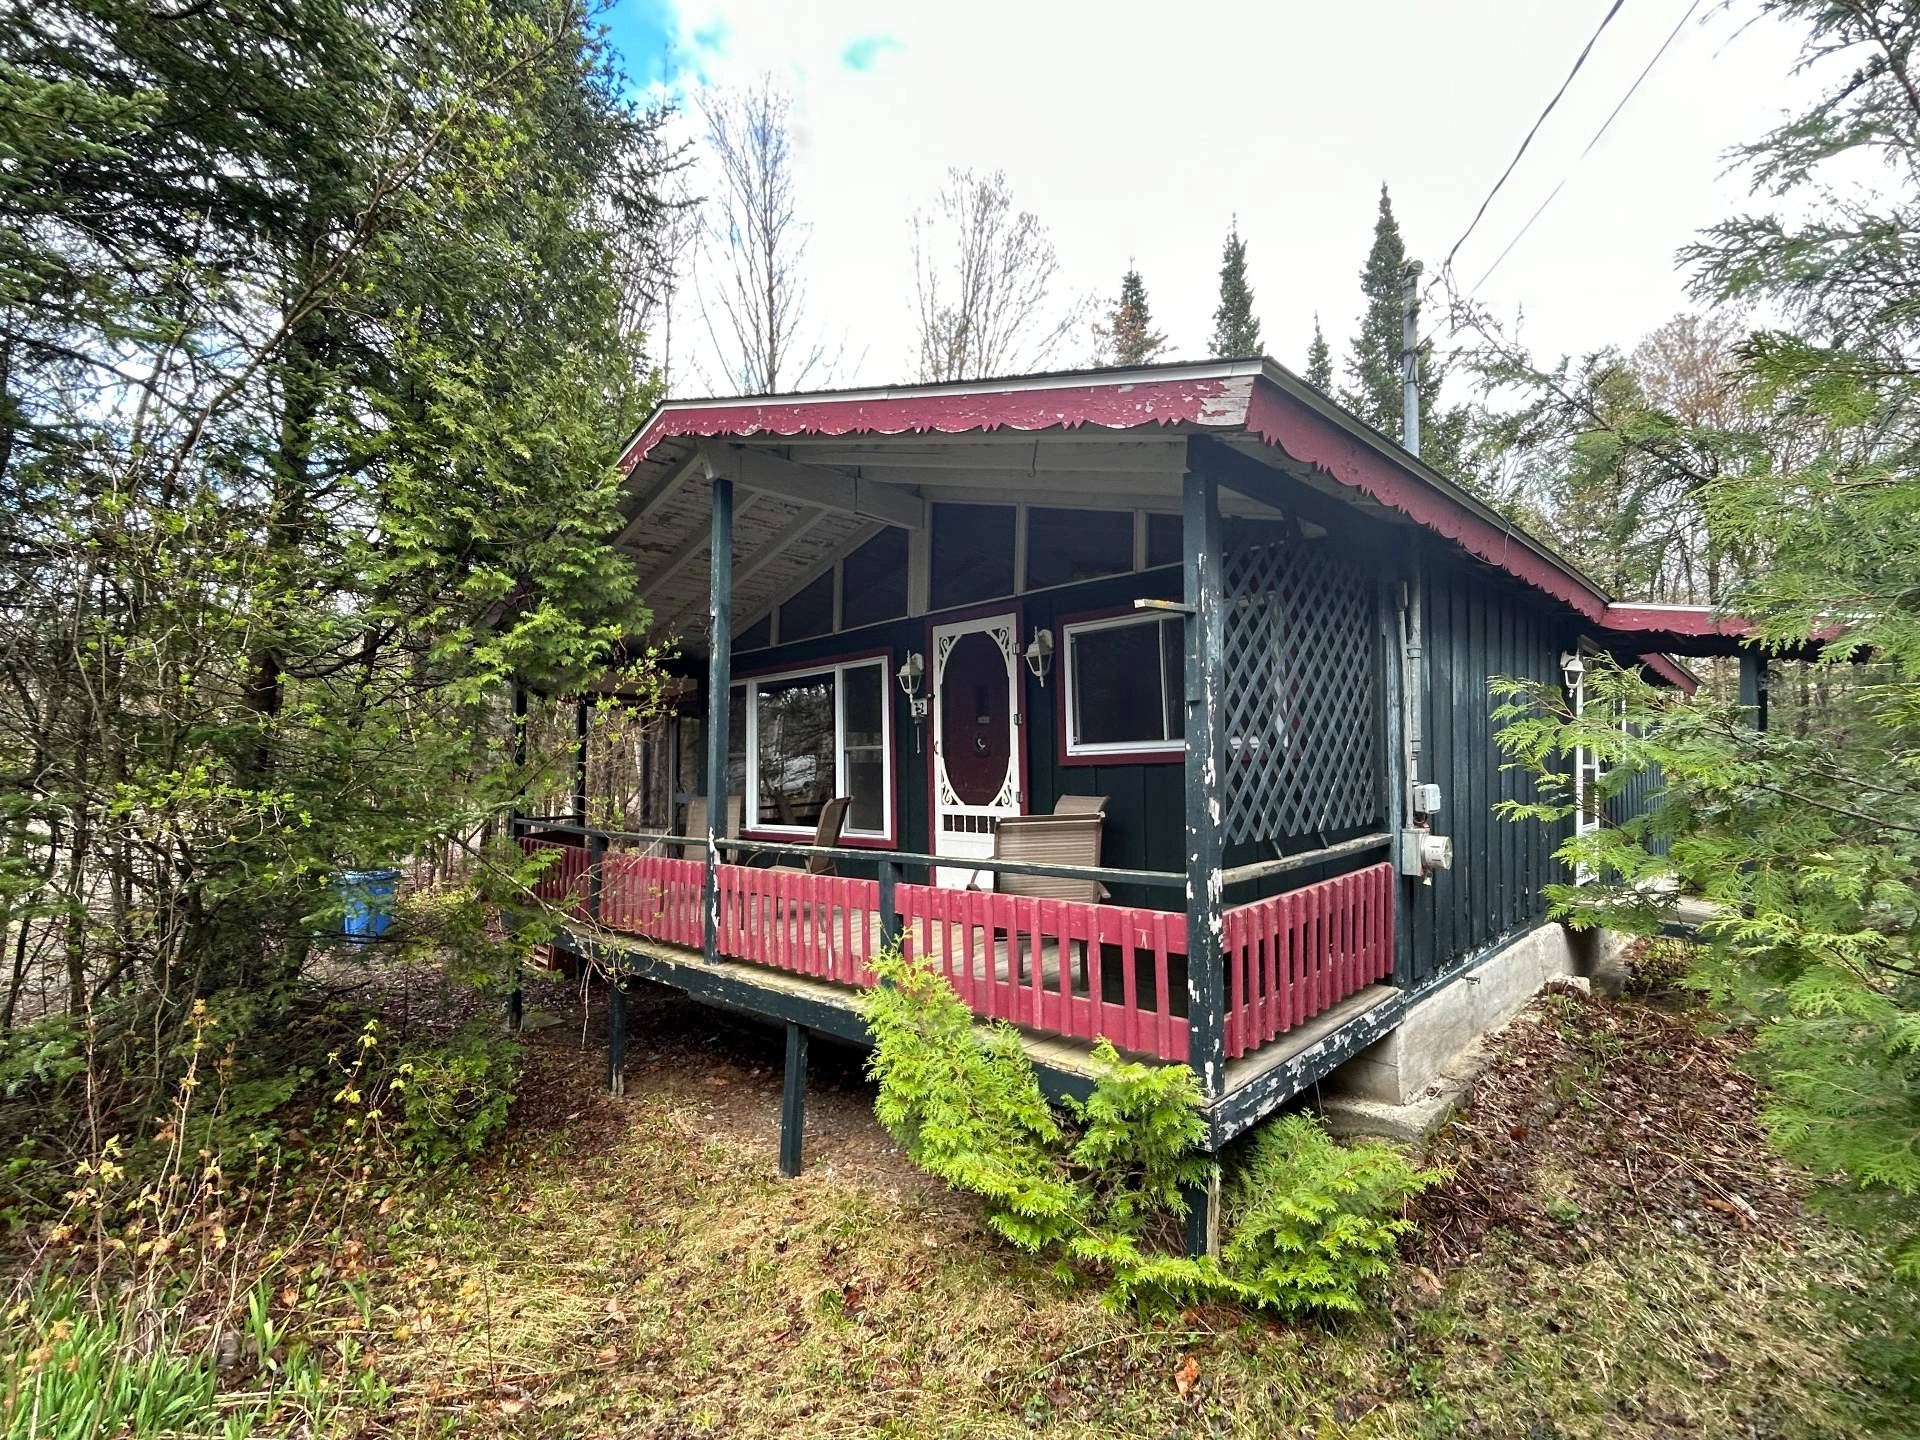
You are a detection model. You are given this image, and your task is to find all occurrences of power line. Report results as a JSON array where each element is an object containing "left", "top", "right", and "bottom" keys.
[
  {"left": 1434, "top": 0, "right": 1629, "bottom": 293},
  {"left": 1467, "top": 0, "right": 1704, "bottom": 298}
]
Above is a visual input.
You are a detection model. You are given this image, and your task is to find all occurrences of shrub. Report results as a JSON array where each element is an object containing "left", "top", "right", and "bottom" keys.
[
  {"left": 865, "top": 946, "right": 1433, "bottom": 1315},
  {"left": 1222, "top": 1113, "right": 1440, "bottom": 1314},
  {"left": 389, "top": 1020, "right": 522, "bottom": 1167}
]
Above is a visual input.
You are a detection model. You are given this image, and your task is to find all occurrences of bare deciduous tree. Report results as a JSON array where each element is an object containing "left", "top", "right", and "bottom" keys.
[
  {"left": 911, "top": 168, "right": 1085, "bottom": 382},
  {"left": 695, "top": 77, "right": 826, "bottom": 395}
]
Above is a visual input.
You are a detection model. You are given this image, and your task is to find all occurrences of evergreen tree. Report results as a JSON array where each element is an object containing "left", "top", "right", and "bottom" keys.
[
  {"left": 1344, "top": 184, "right": 1412, "bottom": 433},
  {"left": 1342, "top": 184, "right": 1463, "bottom": 473},
  {"left": 1305, "top": 314, "right": 1334, "bottom": 390},
  {"left": 1096, "top": 266, "right": 1170, "bottom": 366},
  {"left": 1208, "top": 221, "right": 1261, "bottom": 357}
]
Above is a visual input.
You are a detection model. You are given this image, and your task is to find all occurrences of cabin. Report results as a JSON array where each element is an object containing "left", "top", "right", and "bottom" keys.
[{"left": 509, "top": 358, "right": 1708, "bottom": 1250}]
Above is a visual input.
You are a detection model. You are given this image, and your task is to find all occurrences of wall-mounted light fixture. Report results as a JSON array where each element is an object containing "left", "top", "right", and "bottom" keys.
[
  {"left": 1023, "top": 628, "right": 1054, "bottom": 686},
  {"left": 1559, "top": 650, "right": 1586, "bottom": 694},
  {"left": 897, "top": 651, "right": 927, "bottom": 750}
]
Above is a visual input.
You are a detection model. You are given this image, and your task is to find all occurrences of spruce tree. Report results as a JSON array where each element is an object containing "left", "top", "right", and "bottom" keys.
[
  {"left": 1344, "top": 184, "right": 1411, "bottom": 434},
  {"left": 1342, "top": 184, "right": 1461, "bottom": 472},
  {"left": 1305, "top": 314, "right": 1334, "bottom": 390},
  {"left": 1208, "top": 221, "right": 1261, "bottom": 357},
  {"left": 1097, "top": 266, "right": 1170, "bottom": 365}
]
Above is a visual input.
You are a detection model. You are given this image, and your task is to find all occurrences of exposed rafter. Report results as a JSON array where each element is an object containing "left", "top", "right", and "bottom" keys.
[
  {"left": 700, "top": 442, "right": 924, "bottom": 530},
  {"left": 636, "top": 493, "right": 765, "bottom": 597},
  {"left": 613, "top": 446, "right": 707, "bottom": 551}
]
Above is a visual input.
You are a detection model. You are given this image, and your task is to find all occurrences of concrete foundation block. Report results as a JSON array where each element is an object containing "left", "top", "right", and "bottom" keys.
[{"left": 1327, "top": 921, "right": 1602, "bottom": 1110}]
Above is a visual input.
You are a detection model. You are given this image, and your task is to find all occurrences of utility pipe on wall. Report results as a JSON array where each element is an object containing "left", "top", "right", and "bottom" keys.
[{"left": 1401, "top": 260, "right": 1423, "bottom": 458}]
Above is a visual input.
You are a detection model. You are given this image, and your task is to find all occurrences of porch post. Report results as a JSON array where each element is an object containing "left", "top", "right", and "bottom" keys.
[
  {"left": 572, "top": 694, "right": 590, "bottom": 827},
  {"left": 703, "top": 468, "right": 734, "bottom": 965},
  {"left": 1181, "top": 457, "right": 1227, "bottom": 1104},
  {"left": 506, "top": 680, "right": 528, "bottom": 1034},
  {"left": 1738, "top": 651, "right": 1769, "bottom": 733}
]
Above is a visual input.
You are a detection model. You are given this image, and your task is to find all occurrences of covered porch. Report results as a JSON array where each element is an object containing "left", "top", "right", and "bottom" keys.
[{"left": 511, "top": 362, "right": 1471, "bottom": 1195}]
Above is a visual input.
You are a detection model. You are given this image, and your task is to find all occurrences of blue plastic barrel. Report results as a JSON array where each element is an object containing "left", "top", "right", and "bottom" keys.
[{"left": 338, "top": 868, "right": 402, "bottom": 940}]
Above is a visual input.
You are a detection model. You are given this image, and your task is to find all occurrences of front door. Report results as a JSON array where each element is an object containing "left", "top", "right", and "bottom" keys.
[{"left": 931, "top": 612, "right": 1022, "bottom": 887}]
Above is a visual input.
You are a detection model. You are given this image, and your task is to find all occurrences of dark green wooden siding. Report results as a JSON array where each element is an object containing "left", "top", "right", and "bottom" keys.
[{"left": 1407, "top": 552, "right": 1578, "bottom": 988}]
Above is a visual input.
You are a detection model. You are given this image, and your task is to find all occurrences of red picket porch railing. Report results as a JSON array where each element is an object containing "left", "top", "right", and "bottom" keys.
[
  {"left": 716, "top": 865, "right": 885, "bottom": 987},
  {"left": 518, "top": 837, "right": 1388, "bottom": 1069},
  {"left": 895, "top": 883, "right": 1189, "bottom": 1063},
  {"left": 1221, "top": 860, "right": 1395, "bottom": 1060}
]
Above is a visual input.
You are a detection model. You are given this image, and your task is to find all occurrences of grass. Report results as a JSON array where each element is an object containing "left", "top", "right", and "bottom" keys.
[{"left": 1, "top": 963, "right": 1894, "bottom": 1438}]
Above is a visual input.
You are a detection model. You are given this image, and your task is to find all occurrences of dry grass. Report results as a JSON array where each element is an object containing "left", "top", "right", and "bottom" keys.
[{"left": 286, "top": 969, "right": 1884, "bottom": 1440}]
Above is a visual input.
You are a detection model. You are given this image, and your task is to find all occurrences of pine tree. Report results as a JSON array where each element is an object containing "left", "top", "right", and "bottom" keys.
[
  {"left": 1208, "top": 221, "right": 1261, "bottom": 357},
  {"left": 1305, "top": 314, "right": 1333, "bottom": 390},
  {"left": 1096, "top": 266, "right": 1170, "bottom": 366}
]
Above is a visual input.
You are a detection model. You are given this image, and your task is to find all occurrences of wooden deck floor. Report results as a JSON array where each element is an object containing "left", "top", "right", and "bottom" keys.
[{"left": 562, "top": 922, "right": 1401, "bottom": 1141}]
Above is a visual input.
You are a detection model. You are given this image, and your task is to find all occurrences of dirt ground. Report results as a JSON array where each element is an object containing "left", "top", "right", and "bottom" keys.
[{"left": 303, "top": 946, "right": 1890, "bottom": 1438}]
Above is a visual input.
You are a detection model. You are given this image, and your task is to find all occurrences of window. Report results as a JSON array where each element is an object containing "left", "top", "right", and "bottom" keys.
[
  {"left": 1062, "top": 614, "right": 1184, "bottom": 756},
  {"left": 931, "top": 503, "right": 1016, "bottom": 609},
  {"left": 1146, "top": 513, "right": 1182, "bottom": 568},
  {"left": 841, "top": 527, "right": 909, "bottom": 629},
  {"left": 778, "top": 568, "right": 834, "bottom": 642},
  {"left": 731, "top": 658, "right": 892, "bottom": 838},
  {"left": 1025, "top": 507, "right": 1133, "bottom": 589}
]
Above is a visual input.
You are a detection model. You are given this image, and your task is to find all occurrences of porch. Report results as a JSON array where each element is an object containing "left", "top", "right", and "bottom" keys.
[{"left": 511, "top": 819, "right": 1404, "bottom": 1146}]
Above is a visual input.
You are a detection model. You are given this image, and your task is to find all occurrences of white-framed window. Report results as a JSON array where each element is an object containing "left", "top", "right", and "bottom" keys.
[
  {"left": 729, "top": 657, "right": 892, "bottom": 839},
  {"left": 1061, "top": 613, "right": 1185, "bottom": 757}
]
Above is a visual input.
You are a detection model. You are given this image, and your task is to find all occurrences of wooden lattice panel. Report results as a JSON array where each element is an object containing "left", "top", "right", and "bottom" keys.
[{"left": 1221, "top": 522, "right": 1379, "bottom": 845}]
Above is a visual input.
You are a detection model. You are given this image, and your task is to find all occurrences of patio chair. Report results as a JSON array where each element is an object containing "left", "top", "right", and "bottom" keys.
[
  {"left": 989, "top": 812, "right": 1107, "bottom": 904},
  {"left": 1053, "top": 793, "right": 1109, "bottom": 819},
  {"left": 773, "top": 795, "right": 852, "bottom": 876}
]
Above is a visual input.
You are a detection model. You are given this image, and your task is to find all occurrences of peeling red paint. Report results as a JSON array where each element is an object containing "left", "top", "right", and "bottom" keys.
[
  {"left": 1242, "top": 382, "right": 1610, "bottom": 622},
  {"left": 1634, "top": 652, "right": 1700, "bottom": 694},
  {"left": 618, "top": 375, "right": 1253, "bottom": 472},
  {"left": 1602, "top": 605, "right": 1749, "bottom": 637}
]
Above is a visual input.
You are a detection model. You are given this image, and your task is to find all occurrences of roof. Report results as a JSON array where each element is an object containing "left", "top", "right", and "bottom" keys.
[{"left": 616, "top": 358, "right": 1711, "bottom": 688}]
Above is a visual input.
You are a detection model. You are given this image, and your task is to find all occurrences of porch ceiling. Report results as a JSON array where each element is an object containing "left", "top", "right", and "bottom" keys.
[{"left": 614, "top": 425, "right": 1295, "bottom": 651}]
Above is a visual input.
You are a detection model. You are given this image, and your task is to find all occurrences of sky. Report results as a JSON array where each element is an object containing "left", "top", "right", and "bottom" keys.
[{"left": 602, "top": 0, "right": 1816, "bottom": 399}]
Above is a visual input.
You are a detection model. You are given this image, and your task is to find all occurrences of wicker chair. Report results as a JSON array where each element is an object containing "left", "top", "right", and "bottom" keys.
[{"left": 988, "top": 812, "right": 1107, "bottom": 905}]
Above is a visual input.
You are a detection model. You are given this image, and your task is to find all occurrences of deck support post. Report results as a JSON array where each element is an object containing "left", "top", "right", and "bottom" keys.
[
  {"left": 1738, "top": 651, "right": 1769, "bottom": 733},
  {"left": 703, "top": 468, "right": 734, "bottom": 966},
  {"left": 607, "top": 968, "right": 627, "bottom": 1097},
  {"left": 780, "top": 1022, "right": 808, "bottom": 1178},
  {"left": 1182, "top": 1164, "right": 1222, "bottom": 1259},
  {"left": 1181, "top": 453, "right": 1227, "bottom": 1101}
]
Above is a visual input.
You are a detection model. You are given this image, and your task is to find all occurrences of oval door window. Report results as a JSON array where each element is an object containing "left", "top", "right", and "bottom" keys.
[{"left": 940, "top": 630, "right": 1011, "bottom": 806}]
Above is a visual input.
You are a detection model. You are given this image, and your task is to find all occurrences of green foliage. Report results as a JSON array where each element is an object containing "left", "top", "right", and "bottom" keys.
[
  {"left": 389, "top": 1020, "right": 522, "bottom": 1168},
  {"left": 1221, "top": 1114, "right": 1438, "bottom": 1314},
  {"left": 864, "top": 947, "right": 1428, "bottom": 1315},
  {"left": 1305, "top": 313, "right": 1334, "bottom": 391},
  {"left": 1341, "top": 184, "right": 1467, "bottom": 476},
  {"left": 1208, "top": 221, "right": 1261, "bottom": 358},
  {"left": 865, "top": 946, "right": 1081, "bottom": 1251},
  {"left": 1095, "top": 268, "right": 1170, "bottom": 367},
  {"left": 2, "top": 1273, "right": 337, "bottom": 1439}
]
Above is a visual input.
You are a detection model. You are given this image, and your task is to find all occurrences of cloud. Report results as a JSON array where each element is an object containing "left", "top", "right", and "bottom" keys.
[{"left": 839, "top": 34, "right": 901, "bottom": 71}]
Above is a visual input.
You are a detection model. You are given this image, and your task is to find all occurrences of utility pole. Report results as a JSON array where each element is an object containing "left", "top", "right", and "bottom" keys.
[{"left": 1400, "top": 260, "right": 1422, "bottom": 457}]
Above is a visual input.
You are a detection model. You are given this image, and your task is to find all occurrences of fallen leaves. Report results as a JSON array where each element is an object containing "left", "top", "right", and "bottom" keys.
[{"left": 1172, "top": 1353, "right": 1200, "bottom": 1397}]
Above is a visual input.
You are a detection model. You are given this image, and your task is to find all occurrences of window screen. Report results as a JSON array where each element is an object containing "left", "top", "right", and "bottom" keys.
[
  {"left": 1146, "top": 513, "right": 1182, "bottom": 569},
  {"left": 841, "top": 527, "right": 909, "bottom": 630},
  {"left": 930, "top": 503, "right": 1015, "bottom": 610},
  {"left": 1025, "top": 507, "right": 1134, "bottom": 589},
  {"left": 779, "top": 568, "right": 834, "bottom": 642}
]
